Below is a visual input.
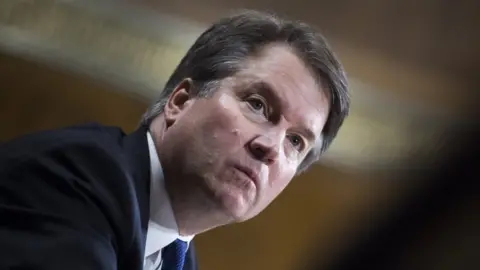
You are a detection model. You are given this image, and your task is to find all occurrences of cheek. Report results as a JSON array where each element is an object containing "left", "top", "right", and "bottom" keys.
[
  {"left": 266, "top": 156, "right": 297, "bottom": 188},
  {"left": 194, "top": 101, "right": 246, "bottom": 153},
  {"left": 270, "top": 168, "right": 295, "bottom": 194},
  {"left": 247, "top": 172, "right": 294, "bottom": 219},
  {"left": 261, "top": 166, "right": 296, "bottom": 206}
]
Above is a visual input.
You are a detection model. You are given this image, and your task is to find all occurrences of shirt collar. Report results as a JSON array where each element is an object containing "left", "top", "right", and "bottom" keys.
[{"left": 145, "top": 132, "right": 194, "bottom": 257}]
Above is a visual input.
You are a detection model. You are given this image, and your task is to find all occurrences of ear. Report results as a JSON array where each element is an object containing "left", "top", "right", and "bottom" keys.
[{"left": 164, "top": 78, "right": 195, "bottom": 127}]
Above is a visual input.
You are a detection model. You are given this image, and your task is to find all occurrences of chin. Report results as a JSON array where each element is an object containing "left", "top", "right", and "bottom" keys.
[
  {"left": 215, "top": 185, "right": 253, "bottom": 222},
  {"left": 204, "top": 169, "right": 257, "bottom": 222},
  {"left": 226, "top": 207, "right": 250, "bottom": 223}
]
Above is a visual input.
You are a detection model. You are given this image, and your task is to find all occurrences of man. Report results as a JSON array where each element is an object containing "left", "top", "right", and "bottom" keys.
[{"left": 0, "top": 10, "right": 349, "bottom": 270}]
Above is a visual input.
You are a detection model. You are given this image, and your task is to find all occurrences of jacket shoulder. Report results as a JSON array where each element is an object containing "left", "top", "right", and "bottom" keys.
[
  {"left": 0, "top": 123, "right": 125, "bottom": 162},
  {"left": 0, "top": 123, "right": 142, "bottom": 259}
]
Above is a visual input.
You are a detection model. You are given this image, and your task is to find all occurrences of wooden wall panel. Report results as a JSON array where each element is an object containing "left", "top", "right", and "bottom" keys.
[{"left": 0, "top": 53, "right": 147, "bottom": 140}]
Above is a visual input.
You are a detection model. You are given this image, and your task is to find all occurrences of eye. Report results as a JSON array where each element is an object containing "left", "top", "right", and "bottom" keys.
[
  {"left": 246, "top": 96, "right": 267, "bottom": 116},
  {"left": 287, "top": 134, "right": 305, "bottom": 151}
]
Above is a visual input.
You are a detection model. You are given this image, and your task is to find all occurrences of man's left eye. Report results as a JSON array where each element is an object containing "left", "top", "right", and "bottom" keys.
[
  {"left": 249, "top": 100, "right": 265, "bottom": 111},
  {"left": 287, "top": 134, "right": 304, "bottom": 150}
]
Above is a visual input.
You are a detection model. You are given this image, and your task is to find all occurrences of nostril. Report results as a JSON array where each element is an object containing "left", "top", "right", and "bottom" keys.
[
  {"left": 248, "top": 136, "right": 278, "bottom": 164},
  {"left": 252, "top": 145, "right": 266, "bottom": 159}
]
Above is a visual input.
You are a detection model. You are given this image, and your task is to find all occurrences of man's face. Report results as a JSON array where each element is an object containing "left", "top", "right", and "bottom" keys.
[{"left": 157, "top": 44, "right": 330, "bottom": 223}]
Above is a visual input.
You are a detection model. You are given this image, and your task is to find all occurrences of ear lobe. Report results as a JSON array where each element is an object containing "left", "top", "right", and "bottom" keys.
[{"left": 164, "top": 78, "right": 194, "bottom": 127}]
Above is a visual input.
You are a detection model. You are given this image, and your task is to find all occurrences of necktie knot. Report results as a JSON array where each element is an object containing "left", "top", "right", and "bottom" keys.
[{"left": 161, "top": 239, "right": 188, "bottom": 270}]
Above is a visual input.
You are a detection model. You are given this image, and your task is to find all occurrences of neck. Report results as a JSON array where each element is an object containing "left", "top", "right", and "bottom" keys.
[
  {"left": 165, "top": 177, "right": 233, "bottom": 236},
  {"left": 149, "top": 117, "right": 167, "bottom": 144}
]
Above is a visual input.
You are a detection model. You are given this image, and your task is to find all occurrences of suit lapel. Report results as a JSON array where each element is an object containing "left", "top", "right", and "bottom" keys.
[{"left": 123, "top": 126, "right": 151, "bottom": 242}]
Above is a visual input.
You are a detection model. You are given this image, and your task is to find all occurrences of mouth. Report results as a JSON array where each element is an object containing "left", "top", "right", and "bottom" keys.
[{"left": 233, "top": 164, "right": 259, "bottom": 188}]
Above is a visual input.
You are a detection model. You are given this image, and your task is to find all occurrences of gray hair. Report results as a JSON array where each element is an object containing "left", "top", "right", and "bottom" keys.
[{"left": 141, "top": 10, "right": 350, "bottom": 172}]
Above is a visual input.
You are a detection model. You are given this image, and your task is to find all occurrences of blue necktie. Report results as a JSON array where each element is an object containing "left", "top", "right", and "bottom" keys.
[{"left": 161, "top": 239, "right": 188, "bottom": 270}]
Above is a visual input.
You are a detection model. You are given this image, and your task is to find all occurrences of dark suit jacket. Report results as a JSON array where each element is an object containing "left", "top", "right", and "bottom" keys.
[{"left": 0, "top": 123, "right": 197, "bottom": 270}]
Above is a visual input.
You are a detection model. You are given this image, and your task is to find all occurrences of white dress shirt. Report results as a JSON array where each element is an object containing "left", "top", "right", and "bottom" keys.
[{"left": 144, "top": 132, "right": 194, "bottom": 270}]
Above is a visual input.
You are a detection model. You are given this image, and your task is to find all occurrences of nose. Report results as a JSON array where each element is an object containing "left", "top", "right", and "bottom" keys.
[{"left": 248, "top": 135, "right": 280, "bottom": 165}]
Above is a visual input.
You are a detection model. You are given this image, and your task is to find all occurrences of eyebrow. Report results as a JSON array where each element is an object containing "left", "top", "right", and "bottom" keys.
[
  {"left": 299, "top": 127, "right": 317, "bottom": 144},
  {"left": 245, "top": 80, "right": 320, "bottom": 144}
]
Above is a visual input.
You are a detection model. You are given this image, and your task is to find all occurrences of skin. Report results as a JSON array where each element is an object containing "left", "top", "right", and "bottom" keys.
[{"left": 150, "top": 44, "right": 330, "bottom": 236}]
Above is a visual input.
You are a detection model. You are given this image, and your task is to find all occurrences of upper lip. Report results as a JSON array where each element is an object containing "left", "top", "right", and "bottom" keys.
[{"left": 234, "top": 164, "right": 260, "bottom": 187}]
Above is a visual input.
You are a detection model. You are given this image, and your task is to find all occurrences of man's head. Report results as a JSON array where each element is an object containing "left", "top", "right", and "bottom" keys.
[{"left": 143, "top": 11, "right": 349, "bottom": 234}]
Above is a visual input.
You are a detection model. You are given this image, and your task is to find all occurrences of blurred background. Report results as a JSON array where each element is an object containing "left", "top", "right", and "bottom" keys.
[{"left": 0, "top": 0, "right": 478, "bottom": 269}]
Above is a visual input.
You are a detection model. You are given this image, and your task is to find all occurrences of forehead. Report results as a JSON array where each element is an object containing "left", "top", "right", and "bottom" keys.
[{"left": 233, "top": 44, "right": 331, "bottom": 138}]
